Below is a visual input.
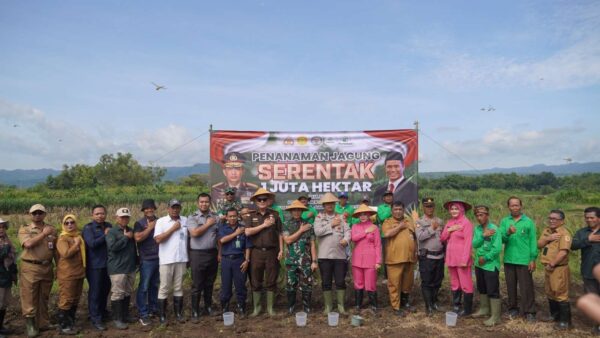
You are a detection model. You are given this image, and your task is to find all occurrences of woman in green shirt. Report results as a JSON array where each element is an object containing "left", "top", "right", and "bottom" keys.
[{"left": 472, "top": 205, "right": 502, "bottom": 326}]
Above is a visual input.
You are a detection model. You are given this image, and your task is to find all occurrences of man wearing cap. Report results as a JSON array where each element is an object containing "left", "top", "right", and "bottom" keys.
[
  {"left": 133, "top": 199, "right": 160, "bottom": 326},
  {"left": 244, "top": 188, "right": 283, "bottom": 317},
  {"left": 82, "top": 204, "right": 112, "bottom": 331},
  {"left": 335, "top": 192, "right": 356, "bottom": 226},
  {"left": 18, "top": 204, "right": 57, "bottom": 337},
  {"left": 283, "top": 200, "right": 318, "bottom": 314},
  {"left": 314, "top": 193, "right": 351, "bottom": 314},
  {"left": 154, "top": 199, "right": 189, "bottom": 325},
  {"left": 212, "top": 152, "right": 258, "bottom": 206},
  {"left": 299, "top": 195, "right": 318, "bottom": 225},
  {"left": 186, "top": 193, "right": 219, "bottom": 322},
  {"left": 106, "top": 208, "right": 137, "bottom": 330},
  {"left": 373, "top": 151, "right": 418, "bottom": 211},
  {"left": 415, "top": 198, "right": 445, "bottom": 315},
  {"left": 217, "top": 187, "right": 243, "bottom": 223},
  {"left": 499, "top": 196, "right": 538, "bottom": 321},
  {"left": 382, "top": 201, "right": 417, "bottom": 316},
  {"left": 538, "top": 210, "right": 572, "bottom": 330}
]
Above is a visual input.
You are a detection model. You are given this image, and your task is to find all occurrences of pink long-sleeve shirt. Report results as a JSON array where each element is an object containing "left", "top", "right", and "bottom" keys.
[
  {"left": 440, "top": 219, "right": 474, "bottom": 267},
  {"left": 351, "top": 221, "right": 382, "bottom": 268}
]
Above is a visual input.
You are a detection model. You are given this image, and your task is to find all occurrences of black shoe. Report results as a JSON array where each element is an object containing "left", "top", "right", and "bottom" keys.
[
  {"left": 237, "top": 303, "right": 246, "bottom": 318},
  {"left": 92, "top": 321, "right": 107, "bottom": 331},
  {"left": 400, "top": 292, "right": 416, "bottom": 313},
  {"left": 58, "top": 309, "right": 78, "bottom": 335},
  {"left": 111, "top": 300, "right": 128, "bottom": 330},
  {"left": 301, "top": 291, "right": 312, "bottom": 314},
  {"left": 191, "top": 294, "right": 200, "bottom": 324},
  {"left": 221, "top": 301, "right": 230, "bottom": 314},
  {"left": 287, "top": 291, "right": 296, "bottom": 315},
  {"left": 158, "top": 298, "right": 168, "bottom": 325},
  {"left": 525, "top": 313, "right": 537, "bottom": 322},
  {"left": 354, "top": 290, "right": 364, "bottom": 310},
  {"left": 459, "top": 293, "right": 473, "bottom": 317},
  {"left": 507, "top": 308, "right": 520, "bottom": 319},
  {"left": 421, "top": 287, "right": 434, "bottom": 316},
  {"left": 451, "top": 290, "right": 462, "bottom": 313},
  {"left": 555, "top": 302, "right": 571, "bottom": 330},
  {"left": 367, "top": 291, "right": 378, "bottom": 311},
  {"left": 173, "top": 296, "right": 186, "bottom": 323},
  {"left": 139, "top": 317, "right": 152, "bottom": 326}
]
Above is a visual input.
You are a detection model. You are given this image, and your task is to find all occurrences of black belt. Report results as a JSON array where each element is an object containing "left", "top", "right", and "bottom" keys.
[
  {"left": 427, "top": 250, "right": 444, "bottom": 256},
  {"left": 253, "top": 247, "right": 276, "bottom": 251},
  {"left": 222, "top": 254, "right": 244, "bottom": 260},
  {"left": 22, "top": 258, "right": 51, "bottom": 265},
  {"left": 190, "top": 248, "right": 218, "bottom": 253}
]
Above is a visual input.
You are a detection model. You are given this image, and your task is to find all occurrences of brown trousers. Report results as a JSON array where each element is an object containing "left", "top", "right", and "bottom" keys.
[
  {"left": 386, "top": 262, "right": 414, "bottom": 310},
  {"left": 250, "top": 248, "right": 279, "bottom": 292},
  {"left": 19, "top": 262, "right": 53, "bottom": 327},
  {"left": 544, "top": 265, "right": 569, "bottom": 302},
  {"left": 504, "top": 263, "right": 536, "bottom": 314},
  {"left": 58, "top": 278, "right": 84, "bottom": 310}
]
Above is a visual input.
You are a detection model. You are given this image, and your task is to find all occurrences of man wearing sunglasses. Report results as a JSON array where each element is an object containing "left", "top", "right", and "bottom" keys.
[
  {"left": 18, "top": 204, "right": 57, "bottom": 337},
  {"left": 245, "top": 188, "right": 283, "bottom": 317}
]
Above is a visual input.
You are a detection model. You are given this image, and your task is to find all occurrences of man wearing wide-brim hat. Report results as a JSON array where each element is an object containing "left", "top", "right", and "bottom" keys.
[
  {"left": 283, "top": 200, "right": 317, "bottom": 314},
  {"left": 314, "top": 192, "right": 351, "bottom": 315},
  {"left": 18, "top": 204, "right": 57, "bottom": 337},
  {"left": 244, "top": 188, "right": 283, "bottom": 317}
]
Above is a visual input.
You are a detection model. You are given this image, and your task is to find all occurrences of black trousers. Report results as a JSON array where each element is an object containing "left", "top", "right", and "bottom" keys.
[
  {"left": 504, "top": 263, "right": 536, "bottom": 314},
  {"left": 318, "top": 259, "right": 347, "bottom": 291},
  {"left": 86, "top": 267, "right": 111, "bottom": 323},
  {"left": 419, "top": 257, "right": 444, "bottom": 290},
  {"left": 475, "top": 267, "right": 500, "bottom": 298},
  {"left": 584, "top": 278, "right": 600, "bottom": 295},
  {"left": 189, "top": 249, "right": 218, "bottom": 305}
]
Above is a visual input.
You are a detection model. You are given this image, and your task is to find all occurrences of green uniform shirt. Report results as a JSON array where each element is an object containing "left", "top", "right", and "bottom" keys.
[
  {"left": 218, "top": 200, "right": 243, "bottom": 216},
  {"left": 106, "top": 226, "right": 137, "bottom": 275},
  {"left": 301, "top": 206, "right": 319, "bottom": 224},
  {"left": 499, "top": 214, "right": 538, "bottom": 265},
  {"left": 335, "top": 203, "right": 357, "bottom": 226},
  {"left": 376, "top": 203, "right": 392, "bottom": 225},
  {"left": 283, "top": 218, "right": 315, "bottom": 266},
  {"left": 472, "top": 223, "right": 502, "bottom": 272}
]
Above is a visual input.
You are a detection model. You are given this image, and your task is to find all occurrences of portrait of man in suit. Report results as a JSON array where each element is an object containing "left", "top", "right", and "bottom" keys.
[{"left": 372, "top": 151, "right": 418, "bottom": 211}]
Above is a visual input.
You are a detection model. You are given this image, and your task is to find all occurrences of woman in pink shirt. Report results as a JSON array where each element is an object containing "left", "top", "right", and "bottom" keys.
[
  {"left": 351, "top": 205, "right": 382, "bottom": 311},
  {"left": 440, "top": 200, "right": 474, "bottom": 317}
]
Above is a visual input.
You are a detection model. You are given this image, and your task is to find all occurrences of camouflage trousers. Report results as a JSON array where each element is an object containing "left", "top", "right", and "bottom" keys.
[{"left": 286, "top": 264, "right": 313, "bottom": 292}]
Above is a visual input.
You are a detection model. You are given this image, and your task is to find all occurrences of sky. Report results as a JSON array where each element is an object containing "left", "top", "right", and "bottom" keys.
[{"left": 0, "top": 0, "right": 599, "bottom": 172}]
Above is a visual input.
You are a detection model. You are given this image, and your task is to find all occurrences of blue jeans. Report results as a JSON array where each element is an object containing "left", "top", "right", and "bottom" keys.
[{"left": 136, "top": 259, "right": 159, "bottom": 318}]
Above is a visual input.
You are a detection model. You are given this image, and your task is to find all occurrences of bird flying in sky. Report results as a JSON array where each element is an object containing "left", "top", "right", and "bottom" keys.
[{"left": 151, "top": 82, "right": 166, "bottom": 91}]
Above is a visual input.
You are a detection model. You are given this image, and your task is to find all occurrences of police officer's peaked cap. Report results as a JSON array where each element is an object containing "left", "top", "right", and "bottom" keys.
[{"left": 223, "top": 152, "right": 245, "bottom": 168}]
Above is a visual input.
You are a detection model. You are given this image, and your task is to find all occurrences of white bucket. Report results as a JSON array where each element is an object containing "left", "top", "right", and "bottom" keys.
[
  {"left": 296, "top": 311, "right": 307, "bottom": 327},
  {"left": 223, "top": 311, "right": 234, "bottom": 326},
  {"left": 445, "top": 311, "right": 458, "bottom": 327},
  {"left": 328, "top": 312, "right": 339, "bottom": 326}
]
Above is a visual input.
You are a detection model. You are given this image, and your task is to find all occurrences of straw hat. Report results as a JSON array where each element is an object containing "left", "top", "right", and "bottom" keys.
[
  {"left": 443, "top": 199, "right": 472, "bottom": 211},
  {"left": 250, "top": 188, "right": 275, "bottom": 201},
  {"left": 286, "top": 200, "right": 308, "bottom": 211},
  {"left": 319, "top": 192, "right": 339, "bottom": 204},
  {"left": 352, "top": 204, "right": 377, "bottom": 217}
]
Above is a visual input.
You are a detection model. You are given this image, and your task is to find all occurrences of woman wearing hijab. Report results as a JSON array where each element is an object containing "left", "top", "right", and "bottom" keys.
[
  {"left": 351, "top": 204, "right": 382, "bottom": 311},
  {"left": 56, "top": 214, "right": 86, "bottom": 335},
  {"left": 0, "top": 218, "right": 17, "bottom": 336},
  {"left": 440, "top": 200, "right": 474, "bottom": 316}
]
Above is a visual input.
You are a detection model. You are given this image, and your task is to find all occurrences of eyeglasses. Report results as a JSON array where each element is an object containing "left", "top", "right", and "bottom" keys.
[
  {"left": 64, "top": 221, "right": 76, "bottom": 225},
  {"left": 548, "top": 217, "right": 562, "bottom": 221},
  {"left": 256, "top": 198, "right": 268, "bottom": 202},
  {"left": 32, "top": 211, "right": 45, "bottom": 216},
  {"left": 225, "top": 192, "right": 235, "bottom": 195}
]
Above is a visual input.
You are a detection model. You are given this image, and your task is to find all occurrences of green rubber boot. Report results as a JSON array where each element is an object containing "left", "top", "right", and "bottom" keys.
[
  {"left": 322, "top": 291, "right": 333, "bottom": 314},
  {"left": 266, "top": 291, "right": 276, "bottom": 316},
  {"left": 250, "top": 292, "right": 262, "bottom": 317},
  {"left": 473, "top": 294, "right": 490, "bottom": 318},
  {"left": 26, "top": 317, "right": 39, "bottom": 338},
  {"left": 336, "top": 290, "right": 347, "bottom": 315},
  {"left": 484, "top": 298, "right": 502, "bottom": 327}
]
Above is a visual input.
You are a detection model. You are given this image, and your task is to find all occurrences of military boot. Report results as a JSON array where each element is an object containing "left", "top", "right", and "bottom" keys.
[
  {"left": 302, "top": 291, "right": 312, "bottom": 313},
  {"left": 287, "top": 291, "right": 296, "bottom": 315}
]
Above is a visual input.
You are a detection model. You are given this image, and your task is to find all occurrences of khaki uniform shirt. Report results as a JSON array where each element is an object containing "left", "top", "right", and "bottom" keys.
[
  {"left": 540, "top": 226, "right": 571, "bottom": 266},
  {"left": 382, "top": 217, "right": 417, "bottom": 264},
  {"left": 248, "top": 208, "right": 282, "bottom": 249},
  {"left": 18, "top": 223, "right": 57, "bottom": 278},
  {"left": 56, "top": 236, "right": 85, "bottom": 280}
]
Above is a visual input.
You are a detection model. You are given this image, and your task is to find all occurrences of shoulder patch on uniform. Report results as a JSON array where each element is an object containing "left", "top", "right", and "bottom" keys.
[{"left": 564, "top": 236, "right": 571, "bottom": 242}]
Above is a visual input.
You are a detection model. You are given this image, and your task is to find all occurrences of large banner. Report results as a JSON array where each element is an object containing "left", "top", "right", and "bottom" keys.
[{"left": 210, "top": 130, "right": 418, "bottom": 213}]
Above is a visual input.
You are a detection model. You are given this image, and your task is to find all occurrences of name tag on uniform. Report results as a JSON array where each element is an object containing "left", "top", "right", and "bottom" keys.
[{"left": 235, "top": 239, "right": 241, "bottom": 249}]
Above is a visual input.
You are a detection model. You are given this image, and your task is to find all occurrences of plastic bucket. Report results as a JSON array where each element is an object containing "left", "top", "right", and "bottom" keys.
[
  {"left": 328, "top": 312, "right": 339, "bottom": 326},
  {"left": 445, "top": 311, "right": 458, "bottom": 327},
  {"left": 351, "top": 315, "right": 364, "bottom": 327},
  {"left": 223, "top": 312, "right": 234, "bottom": 326},
  {"left": 296, "top": 312, "right": 307, "bottom": 327}
]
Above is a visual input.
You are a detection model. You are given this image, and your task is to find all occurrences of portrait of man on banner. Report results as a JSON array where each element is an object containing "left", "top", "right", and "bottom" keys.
[
  {"left": 211, "top": 151, "right": 258, "bottom": 207},
  {"left": 372, "top": 150, "right": 418, "bottom": 211}
]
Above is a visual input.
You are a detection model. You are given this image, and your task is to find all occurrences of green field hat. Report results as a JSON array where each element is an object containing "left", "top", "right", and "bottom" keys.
[{"left": 443, "top": 199, "right": 472, "bottom": 211}]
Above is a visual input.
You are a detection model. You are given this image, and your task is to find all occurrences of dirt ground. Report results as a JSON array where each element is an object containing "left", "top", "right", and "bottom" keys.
[{"left": 3, "top": 274, "right": 598, "bottom": 337}]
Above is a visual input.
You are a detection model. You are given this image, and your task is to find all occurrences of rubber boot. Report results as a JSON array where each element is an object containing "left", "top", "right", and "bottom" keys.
[
  {"left": 158, "top": 298, "right": 167, "bottom": 325},
  {"left": 173, "top": 296, "right": 185, "bottom": 323},
  {"left": 203, "top": 289, "right": 214, "bottom": 316},
  {"left": 58, "top": 309, "right": 77, "bottom": 335},
  {"left": 472, "top": 294, "right": 490, "bottom": 318},
  {"left": 542, "top": 299, "right": 560, "bottom": 322},
  {"left": 191, "top": 294, "right": 200, "bottom": 324},
  {"left": 322, "top": 291, "right": 333, "bottom": 314},
  {"left": 401, "top": 292, "right": 416, "bottom": 312},
  {"left": 421, "top": 287, "right": 433, "bottom": 317},
  {"left": 354, "top": 289, "right": 364, "bottom": 311},
  {"left": 26, "top": 317, "right": 39, "bottom": 338},
  {"left": 266, "top": 291, "right": 276, "bottom": 316},
  {"left": 111, "top": 300, "right": 128, "bottom": 330},
  {"left": 459, "top": 293, "right": 473, "bottom": 317},
  {"left": 367, "top": 291, "right": 378, "bottom": 311},
  {"left": 452, "top": 290, "right": 462, "bottom": 313},
  {"left": 221, "top": 301, "right": 230, "bottom": 315},
  {"left": 68, "top": 305, "right": 79, "bottom": 331},
  {"left": 432, "top": 288, "right": 443, "bottom": 312},
  {"left": 250, "top": 292, "right": 262, "bottom": 317},
  {"left": 555, "top": 302, "right": 571, "bottom": 330},
  {"left": 0, "top": 309, "right": 13, "bottom": 335},
  {"left": 484, "top": 298, "right": 502, "bottom": 327},
  {"left": 302, "top": 291, "right": 312, "bottom": 313},
  {"left": 336, "top": 289, "right": 347, "bottom": 315},
  {"left": 287, "top": 291, "right": 296, "bottom": 315},
  {"left": 123, "top": 296, "right": 135, "bottom": 323}
]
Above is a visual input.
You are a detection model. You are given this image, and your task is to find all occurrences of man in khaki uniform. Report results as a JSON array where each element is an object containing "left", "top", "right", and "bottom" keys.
[
  {"left": 18, "top": 204, "right": 57, "bottom": 337},
  {"left": 382, "top": 201, "right": 417, "bottom": 316},
  {"left": 537, "top": 209, "right": 572, "bottom": 330}
]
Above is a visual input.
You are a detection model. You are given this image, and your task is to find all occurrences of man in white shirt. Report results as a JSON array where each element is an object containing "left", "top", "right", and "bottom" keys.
[{"left": 154, "top": 199, "right": 188, "bottom": 325}]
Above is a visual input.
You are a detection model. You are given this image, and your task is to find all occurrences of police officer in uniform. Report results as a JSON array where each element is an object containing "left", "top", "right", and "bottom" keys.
[
  {"left": 415, "top": 197, "right": 445, "bottom": 315},
  {"left": 538, "top": 209, "right": 572, "bottom": 330},
  {"left": 283, "top": 200, "right": 318, "bottom": 314},
  {"left": 18, "top": 204, "right": 57, "bottom": 337},
  {"left": 244, "top": 188, "right": 283, "bottom": 317},
  {"left": 212, "top": 152, "right": 258, "bottom": 207}
]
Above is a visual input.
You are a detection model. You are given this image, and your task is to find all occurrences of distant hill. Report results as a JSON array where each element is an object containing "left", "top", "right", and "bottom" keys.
[{"left": 1, "top": 161, "right": 599, "bottom": 188}]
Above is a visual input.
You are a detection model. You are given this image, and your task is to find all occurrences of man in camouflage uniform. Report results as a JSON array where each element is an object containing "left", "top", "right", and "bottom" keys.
[
  {"left": 283, "top": 200, "right": 318, "bottom": 314},
  {"left": 212, "top": 152, "right": 258, "bottom": 207},
  {"left": 216, "top": 187, "right": 243, "bottom": 223}
]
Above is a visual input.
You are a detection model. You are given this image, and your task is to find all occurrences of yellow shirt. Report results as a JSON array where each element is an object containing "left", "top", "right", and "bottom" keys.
[{"left": 382, "top": 217, "right": 416, "bottom": 264}]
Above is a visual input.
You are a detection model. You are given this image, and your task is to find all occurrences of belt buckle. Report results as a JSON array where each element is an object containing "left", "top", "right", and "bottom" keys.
[{"left": 261, "top": 248, "right": 267, "bottom": 251}]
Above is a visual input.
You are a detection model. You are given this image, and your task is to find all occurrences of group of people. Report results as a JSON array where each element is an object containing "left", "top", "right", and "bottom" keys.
[{"left": 3, "top": 189, "right": 600, "bottom": 337}]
